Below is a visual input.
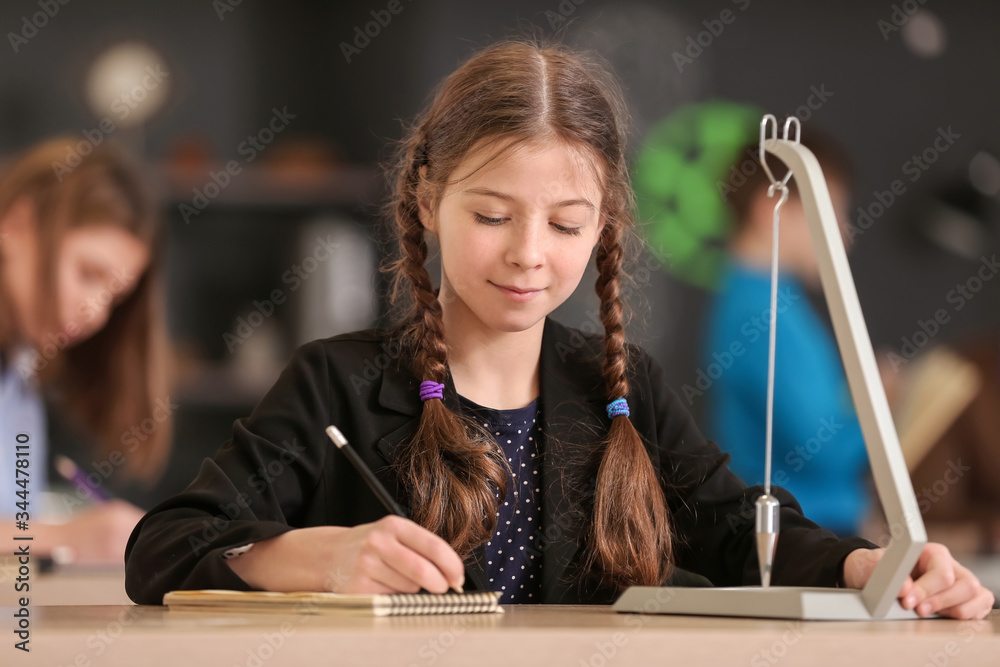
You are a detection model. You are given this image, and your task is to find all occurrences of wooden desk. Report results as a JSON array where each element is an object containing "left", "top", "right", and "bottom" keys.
[
  {"left": 0, "top": 565, "right": 130, "bottom": 606},
  {"left": 11, "top": 604, "right": 999, "bottom": 666}
]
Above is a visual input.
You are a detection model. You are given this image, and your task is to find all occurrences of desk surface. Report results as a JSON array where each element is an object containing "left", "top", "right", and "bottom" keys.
[
  {"left": 12, "top": 604, "right": 1000, "bottom": 667},
  {"left": 0, "top": 566, "right": 130, "bottom": 606}
]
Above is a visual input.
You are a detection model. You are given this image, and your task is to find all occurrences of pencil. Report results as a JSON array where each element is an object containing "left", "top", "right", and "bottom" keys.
[
  {"left": 325, "top": 425, "right": 407, "bottom": 516},
  {"left": 324, "top": 425, "right": 463, "bottom": 593}
]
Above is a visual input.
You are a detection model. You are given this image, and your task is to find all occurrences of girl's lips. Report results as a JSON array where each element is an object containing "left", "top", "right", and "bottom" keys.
[{"left": 491, "top": 282, "right": 544, "bottom": 302}]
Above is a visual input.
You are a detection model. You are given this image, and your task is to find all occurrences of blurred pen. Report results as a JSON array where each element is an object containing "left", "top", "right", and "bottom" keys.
[{"left": 56, "top": 455, "right": 111, "bottom": 503}]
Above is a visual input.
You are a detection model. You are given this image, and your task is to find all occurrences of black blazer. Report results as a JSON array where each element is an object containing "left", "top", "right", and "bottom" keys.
[{"left": 124, "top": 317, "right": 873, "bottom": 605}]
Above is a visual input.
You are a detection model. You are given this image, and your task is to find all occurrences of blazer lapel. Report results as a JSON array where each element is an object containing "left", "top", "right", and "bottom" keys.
[
  {"left": 537, "top": 317, "right": 607, "bottom": 603},
  {"left": 371, "top": 357, "right": 420, "bottom": 516}
]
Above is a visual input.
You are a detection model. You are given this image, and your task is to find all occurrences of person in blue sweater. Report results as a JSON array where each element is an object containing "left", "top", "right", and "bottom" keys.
[{"left": 703, "top": 135, "right": 871, "bottom": 537}]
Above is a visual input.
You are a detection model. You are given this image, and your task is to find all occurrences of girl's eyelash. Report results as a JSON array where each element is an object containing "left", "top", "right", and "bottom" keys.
[
  {"left": 474, "top": 212, "right": 505, "bottom": 225},
  {"left": 474, "top": 212, "right": 582, "bottom": 236},
  {"left": 552, "top": 224, "right": 582, "bottom": 236}
]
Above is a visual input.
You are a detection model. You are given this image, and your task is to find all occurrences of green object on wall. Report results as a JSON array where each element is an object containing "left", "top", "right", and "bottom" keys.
[{"left": 634, "top": 101, "right": 762, "bottom": 290}]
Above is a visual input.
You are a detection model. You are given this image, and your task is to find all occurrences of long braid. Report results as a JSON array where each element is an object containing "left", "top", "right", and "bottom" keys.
[
  {"left": 386, "top": 137, "right": 508, "bottom": 559},
  {"left": 390, "top": 140, "right": 449, "bottom": 379},
  {"left": 585, "top": 215, "right": 673, "bottom": 589}
]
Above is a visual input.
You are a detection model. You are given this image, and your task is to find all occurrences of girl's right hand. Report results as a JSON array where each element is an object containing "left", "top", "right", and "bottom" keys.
[{"left": 226, "top": 515, "right": 466, "bottom": 594}]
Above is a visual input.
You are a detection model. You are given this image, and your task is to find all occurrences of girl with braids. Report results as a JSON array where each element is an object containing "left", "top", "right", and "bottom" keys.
[{"left": 125, "top": 41, "right": 992, "bottom": 619}]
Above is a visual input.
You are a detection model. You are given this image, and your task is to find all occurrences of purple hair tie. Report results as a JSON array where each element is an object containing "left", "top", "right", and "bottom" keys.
[
  {"left": 419, "top": 380, "right": 445, "bottom": 402},
  {"left": 606, "top": 397, "right": 630, "bottom": 419}
]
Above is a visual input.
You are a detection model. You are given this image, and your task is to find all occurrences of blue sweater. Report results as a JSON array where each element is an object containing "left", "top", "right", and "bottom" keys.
[
  {"left": 702, "top": 260, "right": 871, "bottom": 536},
  {"left": 0, "top": 349, "right": 48, "bottom": 511}
]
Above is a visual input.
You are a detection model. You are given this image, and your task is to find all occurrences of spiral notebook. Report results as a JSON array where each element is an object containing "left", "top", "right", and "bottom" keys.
[{"left": 163, "top": 589, "right": 504, "bottom": 616}]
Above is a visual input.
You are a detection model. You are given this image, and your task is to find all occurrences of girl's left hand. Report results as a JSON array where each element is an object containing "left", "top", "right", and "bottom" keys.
[{"left": 842, "top": 543, "right": 995, "bottom": 619}]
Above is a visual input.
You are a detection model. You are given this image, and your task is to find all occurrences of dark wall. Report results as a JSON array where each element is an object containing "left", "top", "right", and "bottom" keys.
[
  {"left": 3, "top": 0, "right": 999, "bottom": 497},
  {"left": 4, "top": 0, "right": 997, "bottom": 328}
]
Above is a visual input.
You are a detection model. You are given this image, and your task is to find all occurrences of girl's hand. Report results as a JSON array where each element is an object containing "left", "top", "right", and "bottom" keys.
[
  {"left": 842, "top": 543, "right": 994, "bottom": 619},
  {"left": 226, "top": 515, "right": 466, "bottom": 594}
]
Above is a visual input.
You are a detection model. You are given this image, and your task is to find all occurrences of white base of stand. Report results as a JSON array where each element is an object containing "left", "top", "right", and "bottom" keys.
[{"left": 612, "top": 586, "right": 923, "bottom": 621}]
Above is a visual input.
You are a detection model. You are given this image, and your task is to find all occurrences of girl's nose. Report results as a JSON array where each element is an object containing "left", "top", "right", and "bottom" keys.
[{"left": 505, "top": 220, "right": 544, "bottom": 270}]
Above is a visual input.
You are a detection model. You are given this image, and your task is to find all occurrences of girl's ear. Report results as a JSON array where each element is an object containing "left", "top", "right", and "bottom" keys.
[
  {"left": 594, "top": 216, "right": 607, "bottom": 248},
  {"left": 416, "top": 165, "right": 438, "bottom": 233},
  {"left": 417, "top": 197, "right": 437, "bottom": 233}
]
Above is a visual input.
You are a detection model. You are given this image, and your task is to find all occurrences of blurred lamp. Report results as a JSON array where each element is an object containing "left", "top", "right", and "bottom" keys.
[
  {"left": 85, "top": 41, "right": 169, "bottom": 128},
  {"left": 903, "top": 10, "right": 947, "bottom": 59}
]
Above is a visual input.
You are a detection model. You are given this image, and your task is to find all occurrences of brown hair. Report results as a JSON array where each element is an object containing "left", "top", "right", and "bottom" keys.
[
  {"left": 0, "top": 137, "right": 171, "bottom": 482},
  {"left": 382, "top": 40, "right": 672, "bottom": 591}
]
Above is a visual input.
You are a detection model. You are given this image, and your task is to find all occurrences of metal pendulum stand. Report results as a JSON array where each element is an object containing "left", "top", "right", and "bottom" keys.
[
  {"left": 755, "top": 115, "right": 795, "bottom": 589},
  {"left": 613, "top": 114, "right": 929, "bottom": 620}
]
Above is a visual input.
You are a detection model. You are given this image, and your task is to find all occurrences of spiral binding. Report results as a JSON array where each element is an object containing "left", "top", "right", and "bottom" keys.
[{"left": 374, "top": 591, "right": 502, "bottom": 616}]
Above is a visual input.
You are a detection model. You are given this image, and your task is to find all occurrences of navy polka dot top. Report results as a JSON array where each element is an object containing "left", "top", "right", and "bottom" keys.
[{"left": 458, "top": 394, "right": 543, "bottom": 604}]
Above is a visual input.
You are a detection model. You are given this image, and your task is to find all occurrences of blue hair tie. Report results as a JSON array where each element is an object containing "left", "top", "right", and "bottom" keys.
[{"left": 606, "top": 397, "right": 630, "bottom": 419}]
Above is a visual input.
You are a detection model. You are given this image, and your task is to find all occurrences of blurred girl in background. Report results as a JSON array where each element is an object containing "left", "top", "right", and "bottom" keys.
[{"left": 0, "top": 137, "right": 172, "bottom": 564}]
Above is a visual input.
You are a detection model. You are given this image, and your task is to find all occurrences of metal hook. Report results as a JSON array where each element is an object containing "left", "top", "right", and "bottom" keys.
[
  {"left": 782, "top": 116, "right": 801, "bottom": 144},
  {"left": 767, "top": 180, "right": 790, "bottom": 218},
  {"left": 759, "top": 114, "right": 779, "bottom": 189},
  {"left": 759, "top": 114, "right": 800, "bottom": 195},
  {"left": 773, "top": 115, "right": 799, "bottom": 189}
]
